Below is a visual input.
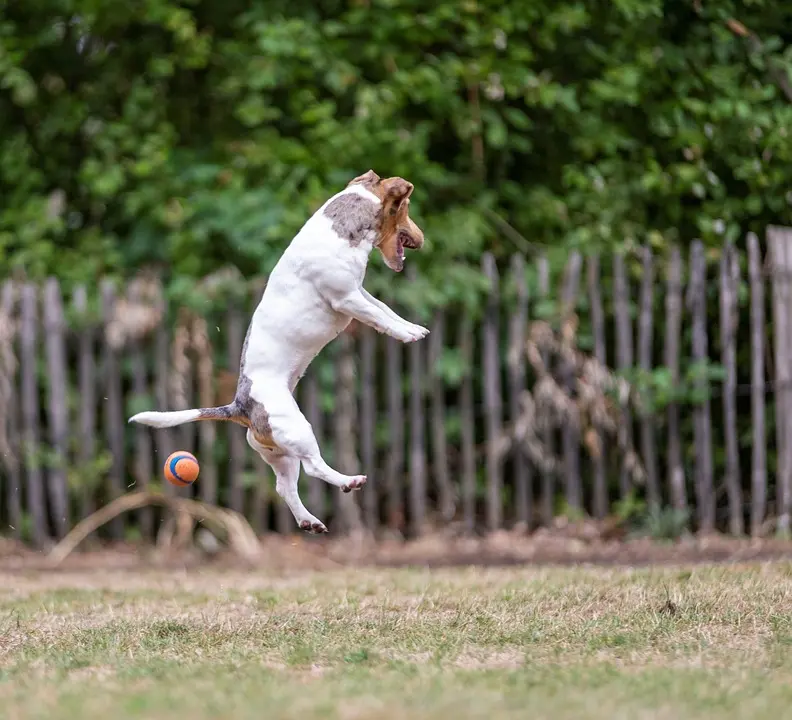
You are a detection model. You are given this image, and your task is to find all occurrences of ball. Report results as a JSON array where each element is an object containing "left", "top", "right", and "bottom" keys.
[{"left": 164, "top": 450, "right": 200, "bottom": 487}]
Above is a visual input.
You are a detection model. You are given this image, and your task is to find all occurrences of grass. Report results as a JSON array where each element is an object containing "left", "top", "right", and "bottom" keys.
[{"left": 1, "top": 562, "right": 792, "bottom": 718}]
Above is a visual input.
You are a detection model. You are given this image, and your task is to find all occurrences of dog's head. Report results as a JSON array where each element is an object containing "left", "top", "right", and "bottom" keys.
[{"left": 347, "top": 170, "right": 425, "bottom": 272}]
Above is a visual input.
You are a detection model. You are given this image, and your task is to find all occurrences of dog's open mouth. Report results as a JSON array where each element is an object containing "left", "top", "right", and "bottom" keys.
[
  {"left": 398, "top": 231, "right": 421, "bottom": 266},
  {"left": 400, "top": 230, "right": 420, "bottom": 250},
  {"left": 394, "top": 231, "right": 418, "bottom": 271},
  {"left": 397, "top": 239, "right": 405, "bottom": 267},
  {"left": 381, "top": 230, "right": 423, "bottom": 272}
]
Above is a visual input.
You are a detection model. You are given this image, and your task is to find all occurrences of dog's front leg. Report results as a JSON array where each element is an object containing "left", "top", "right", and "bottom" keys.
[
  {"left": 360, "top": 288, "right": 427, "bottom": 336},
  {"left": 332, "top": 289, "right": 429, "bottom": 343}
]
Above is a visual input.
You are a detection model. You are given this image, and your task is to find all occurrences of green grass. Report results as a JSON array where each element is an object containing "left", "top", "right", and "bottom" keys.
[{"left": 1, "top": 563, "right": 792, "bottom": 718}]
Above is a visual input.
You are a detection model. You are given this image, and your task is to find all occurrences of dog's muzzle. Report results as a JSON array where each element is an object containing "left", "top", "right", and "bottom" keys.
[{"left": 399, "top": 224, "right": 424, "bottom": 250}]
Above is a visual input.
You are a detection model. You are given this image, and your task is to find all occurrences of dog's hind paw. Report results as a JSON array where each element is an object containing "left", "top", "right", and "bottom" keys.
[
  {"left": 340, "top": 475, "right": 367, "bottom": 493},
  {"left": 299, "top": 519, "right": 328, "bottom": 534}
]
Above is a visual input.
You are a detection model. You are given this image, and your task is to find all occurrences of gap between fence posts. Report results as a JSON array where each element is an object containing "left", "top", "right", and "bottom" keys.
[
  {"left": 586, "top": 256, "right": 608, "bottom": 519},
  {"left": 407, "top": 267, "right": 427, "bottom": 535},
  {"left": 385, "top": 296, "right": 405, "bottom": 534},
  {"left": 128, "top": 282, "right": 154, "bottom": 539},
  {"left": 719, "top": 241, "right": 744, "bottom": 536},
  {"left": 559, "top": 252, "right": 582, "bottom": 512},
  {"left": 769, "top": 226, "right": 792, "bottom": 536},
  {"left": 459, "top": 311, "right": 476, "bottom": 533},
  {"left": 334, "top": 331, "right": 364, "bottom": 534},
  {"left": 688, "top": 242, "right": 715, "bottom": 533},
  {"left": 508, "top": 254, "right": 531, "bottom": 526},
  {"left": 429, "top": 310, "right": 455, "bottom": 523},
  {"left": 537, "top": 257, "right": 554, "bottom": 525},
  {"left": 20, "top": 284, "right": 48, "bottom": 546},
  {"left": 100, "top": 280, "right": 126, "bottom": 540},
  {"left": 747, "top": 233, "right": 766, "bottom": 536},
  {"left": 664, "top": 248, "right": 686, "bottom": 513},
  {"left": 482, "top": 253, "right": 503, "bottom": 531},
  {"left": 1, "top": 282, "right": 22, "bottom": 539},
  {"left": 613, "top": 254, "right": 634, "bottom": 501},
  {"left": 637, "top": 249, "right": 659, "bottom": 509},
  {"left": 359, "top": 325, "right": 378, "bottom": 531}
]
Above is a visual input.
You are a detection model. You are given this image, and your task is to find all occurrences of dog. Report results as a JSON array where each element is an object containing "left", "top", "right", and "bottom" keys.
[{"left": 129, "top": 170, "right": 429, "bottom": 533}]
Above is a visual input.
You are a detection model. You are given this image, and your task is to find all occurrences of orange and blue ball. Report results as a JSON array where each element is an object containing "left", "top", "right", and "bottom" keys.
[{"left": 164, "top": 451, "right": 200, "bottom": 487}]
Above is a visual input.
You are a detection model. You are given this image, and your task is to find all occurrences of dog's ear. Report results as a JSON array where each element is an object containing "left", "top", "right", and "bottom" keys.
[
  {"left": 348, "top": 170, "right": 380, "bottom": 187},
  {"left": 383, "top": 177, "right": 414, "bottom": 204}
]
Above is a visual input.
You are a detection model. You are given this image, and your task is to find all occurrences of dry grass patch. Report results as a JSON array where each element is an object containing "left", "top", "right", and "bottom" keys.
[{"left": 1, "top": 563, "right": 791, "bottom": 718}]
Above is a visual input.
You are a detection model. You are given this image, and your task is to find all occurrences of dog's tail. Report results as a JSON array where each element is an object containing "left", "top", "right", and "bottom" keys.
[{"left": 129, "top": 404, "right": 241, "bottom": 428}]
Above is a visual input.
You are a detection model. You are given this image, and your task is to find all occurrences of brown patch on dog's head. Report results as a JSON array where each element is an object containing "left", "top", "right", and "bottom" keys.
[
  {"left": 376, "top": 177, "right": 424, "bottom": 272},
  {"left": 346, "top": 171, "right": 424, "bottom": 272}
]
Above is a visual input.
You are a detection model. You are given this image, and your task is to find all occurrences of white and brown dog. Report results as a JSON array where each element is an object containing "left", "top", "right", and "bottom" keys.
[{"left": 129, "top": 170, "right": 428, "bottom": 533}]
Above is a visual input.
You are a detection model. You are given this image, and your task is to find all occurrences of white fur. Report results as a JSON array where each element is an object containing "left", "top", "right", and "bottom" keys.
[
  {"left": 130, "top": 183, "right": 428, "bottom": 533},
  {"left": 129, "top": 409, "right": 201, "bottom": 428}
]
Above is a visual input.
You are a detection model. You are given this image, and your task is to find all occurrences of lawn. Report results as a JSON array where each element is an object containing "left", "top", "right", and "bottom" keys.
[{"left": 1, "top": 561, "right": 791, "bottom": 719}]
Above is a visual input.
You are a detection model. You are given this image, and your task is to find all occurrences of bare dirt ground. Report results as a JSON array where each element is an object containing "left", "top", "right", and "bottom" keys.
[{"left": 3, "top": 516, "right": 792, "bottom": 574}]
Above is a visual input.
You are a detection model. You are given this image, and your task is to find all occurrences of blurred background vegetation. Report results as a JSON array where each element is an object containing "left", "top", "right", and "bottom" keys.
[
  {"left": 2, "top": 0, "right": 791, "bottom": 306},
  {"left": 3, "top": 0, "right": 792, "bottom": 538}
]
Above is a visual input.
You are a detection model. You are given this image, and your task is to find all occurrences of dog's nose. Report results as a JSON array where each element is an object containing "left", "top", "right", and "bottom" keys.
[{"left": 407, "top": 220, "right": 424, "bottom": 249}]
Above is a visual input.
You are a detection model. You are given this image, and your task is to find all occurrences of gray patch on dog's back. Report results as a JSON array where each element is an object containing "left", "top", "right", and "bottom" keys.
[
  {"left": 233, "top": 320, "right": 272, "bottom": 437},
  {"left": 323, "top": 193, "right": 380, "bottom": 247},
  {"left": 235, "top": 373, "right": 272, "bottom": 437}
]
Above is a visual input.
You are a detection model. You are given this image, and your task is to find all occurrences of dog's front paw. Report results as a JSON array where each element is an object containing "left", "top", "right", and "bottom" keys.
[{"left": 400, "top": 324, "right": 430, "bottom": 343}]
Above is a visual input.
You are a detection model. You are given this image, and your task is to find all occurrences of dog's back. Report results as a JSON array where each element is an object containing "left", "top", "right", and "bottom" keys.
[{"left": 244, "top": 183, "right": 382, "bottom": 389}]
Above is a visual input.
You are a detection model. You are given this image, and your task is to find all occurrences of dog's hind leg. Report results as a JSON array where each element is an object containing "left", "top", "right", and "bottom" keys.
[
  {"left": 262, "top": 390, "right": 367, "bottom": 493},
  {"left": 300, "top": 453, "right": 367, "bottom": 493},
  {"left": 246, "top": 431, "right": 328, "bottom": 534}
]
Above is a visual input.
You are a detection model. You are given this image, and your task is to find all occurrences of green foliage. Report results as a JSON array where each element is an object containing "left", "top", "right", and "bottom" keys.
[
  {"left": 2, "top": 0, "right": 792, "bottom": 298},
  {"left": 613, "top": 491, "right": 647, "bottom": 526},
  {"left": 615, "top": 492, "right": 690, "bottom": 541},
  {"left": 634, "top": 506, "right": 691, "bottom": 542},
  {"left": 66, "top": 452, "right": 113, "bottom": 497},
  {"left": 555, "top": 498, "right": 587, "bottom": 522},
  {"left": 622, "top": 360, "right": 728, "bottom": 414},
  {"left": 433, "top": 347, "right": 467, "bottom": 387}
]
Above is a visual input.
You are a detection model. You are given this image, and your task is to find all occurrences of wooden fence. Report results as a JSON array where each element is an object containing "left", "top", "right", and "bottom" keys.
[{"left": 2, "top": 229, "right": 792, "bottom": 546}]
